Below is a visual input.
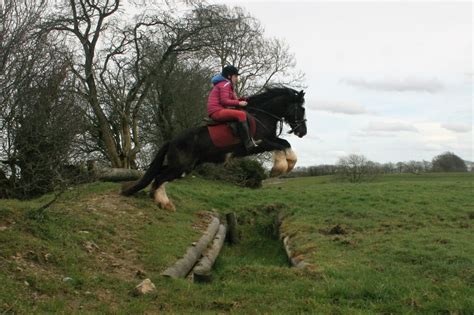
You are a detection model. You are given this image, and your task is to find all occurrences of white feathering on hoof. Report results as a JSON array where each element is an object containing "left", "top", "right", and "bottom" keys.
[
  {"left": 270, "top": 150, "right": 288, "bottom": 177},
  {"left": 154, "top": 182, "right": 176, "bottom": 212},
  {"left": 285, "top": 148, "right": 298, "bottom": 173}
]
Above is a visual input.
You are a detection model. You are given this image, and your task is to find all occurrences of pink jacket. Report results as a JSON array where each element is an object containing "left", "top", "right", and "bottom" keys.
[{"left": 207, "top": 79, "right": 241, "bottom": 115}]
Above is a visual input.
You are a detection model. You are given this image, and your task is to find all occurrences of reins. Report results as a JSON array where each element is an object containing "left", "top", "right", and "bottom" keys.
[
  {"left": 246, "top": 103, "right": 306, "bottom": 136},
  {"left": 246, "top": 106, "right": 284, "bottom": 137}
]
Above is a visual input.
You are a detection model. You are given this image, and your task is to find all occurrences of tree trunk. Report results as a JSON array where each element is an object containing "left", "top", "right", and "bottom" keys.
[
  {"left": 86, "top": 72, "right": 123, "bottom": 168},
  {"left": 96, "top": 168, "right": 144, "bottom": 182}
]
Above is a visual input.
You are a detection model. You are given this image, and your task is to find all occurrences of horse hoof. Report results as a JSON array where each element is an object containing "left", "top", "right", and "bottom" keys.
[
  {"left": 165, "top": 203, "right": 176, "bottom": 212},
  {"left": 121, "top": 181, "right": 136, "bottom": 193},
  {"left": 158, "top": 202, "right": 176, "bottom": 212},
  {"left": 120, "top": 190, "right": 131, "bottom": 196},
  {"left": 270, "top": 170, "right": 282, "bottom": 178}
]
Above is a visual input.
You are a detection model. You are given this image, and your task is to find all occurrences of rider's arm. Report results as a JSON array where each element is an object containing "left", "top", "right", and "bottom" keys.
[{"left": 218, "top": 83, "right": 241, "bottom": 107}]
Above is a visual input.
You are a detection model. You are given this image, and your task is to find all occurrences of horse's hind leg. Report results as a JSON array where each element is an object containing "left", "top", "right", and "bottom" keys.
[
  {"left": 153, "top": 182, "right": 175, "bottom": 212},
  {"left": 149, "top": 167, "right": 184, "bottom": 211}
]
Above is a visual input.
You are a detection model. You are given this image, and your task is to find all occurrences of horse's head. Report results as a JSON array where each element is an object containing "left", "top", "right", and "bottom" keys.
[
  {"left": 285, "top": 89, "right": 307, "bottom": 138},
  {"left": 247, "top": 87, "right": 307, "bottom": 138}
]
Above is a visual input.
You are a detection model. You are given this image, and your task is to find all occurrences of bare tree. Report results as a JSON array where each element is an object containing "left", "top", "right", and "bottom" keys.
[
  {"left": 404, "top": 160, "right": 425, "bottom": 174},
  {"left": 336, "top": 154, "right": 379, "bottom": 183},
  {"left": 0, "top": 0, "right": 86, "bottom": 198},
  {"left": 197, "top": 5, "right": 305, "bottom": 95},
  {"left": 140, "top": 58, "right": 212, "bottom": 151},
  {"left": 1, "top": 0, "right": 47, "bottom": 196},
  {"left": 13, "top": 58, "right": 85, "bottom": 197},
  {"left": 45, "top": 1, "right": 225, "bottom": 168}
]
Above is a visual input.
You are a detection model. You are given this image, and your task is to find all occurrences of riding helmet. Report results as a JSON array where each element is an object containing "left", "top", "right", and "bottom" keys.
[{"left": 222, "top": 65, "right": 240, "bottom": 79}]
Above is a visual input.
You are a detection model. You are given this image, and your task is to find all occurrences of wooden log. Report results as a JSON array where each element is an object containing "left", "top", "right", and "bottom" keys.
[
  {"left": 193, "top": 224, "right": 227, "bottom": 283},
  {"left": 161, "top": 217, "right": 220, "bottom": 279},
  {"left": 96, "top": 168, "right": 144, "bottom": 182},
  {"left": 193, "top": 271, "right": 212, "bottom": 283},
  {"left": 282, "top": 235, "right": 310, "bottom": 269},
  {"left": 225, "top": 212, "right": 239, "bottom": 244}
]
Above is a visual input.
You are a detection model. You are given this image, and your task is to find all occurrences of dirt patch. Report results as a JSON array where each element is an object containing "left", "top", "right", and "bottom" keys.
[
  {"left": 320, "top": 224, "right": 348, "bottom": 235},
  {"left": 193, "top": 211, "right": 217, "bottom": 231},
  {"left": 333, "top": 237, "right": 357, "bottom": 246},
  {"left": 93, "top": 248, "right": 144, "bottom": 282},
  {"left": 84, "top": 192, "right": 136, "bottom": 215},
  {"left": 77, "top": 193, "right": 149, "bottom": 281}
]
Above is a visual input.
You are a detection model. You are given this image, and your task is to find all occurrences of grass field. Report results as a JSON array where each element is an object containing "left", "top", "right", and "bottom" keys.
[{"left": 0, "top": 173, "right": 472, "bottom": 314}]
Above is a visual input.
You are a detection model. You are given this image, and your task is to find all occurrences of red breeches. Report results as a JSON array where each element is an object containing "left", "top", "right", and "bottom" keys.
[{"left": 210, "top": 109, "right": 247, "bottom": 122}]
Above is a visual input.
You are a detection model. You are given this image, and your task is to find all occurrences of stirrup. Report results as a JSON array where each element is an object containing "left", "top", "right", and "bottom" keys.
[{"left": 245, "top": 138, "right": 258, "bottom": 150}]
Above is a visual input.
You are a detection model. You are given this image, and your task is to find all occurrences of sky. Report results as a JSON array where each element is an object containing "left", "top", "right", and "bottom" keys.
[{"left": 210, "top": 0, "right": 473, "bottom": 166}]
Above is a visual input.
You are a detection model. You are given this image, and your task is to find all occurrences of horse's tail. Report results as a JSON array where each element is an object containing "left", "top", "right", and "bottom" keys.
[{"left": 121, "top": 142, "right": 170, "bottom": 196}]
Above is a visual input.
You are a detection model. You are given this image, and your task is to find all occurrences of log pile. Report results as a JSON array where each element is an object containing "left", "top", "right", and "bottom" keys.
[
  {"left": 192, "top": 224, "right": 227, "bottom": 283},
  {"left": 161, "top": 216, "right": 227, "bottom": 280}
]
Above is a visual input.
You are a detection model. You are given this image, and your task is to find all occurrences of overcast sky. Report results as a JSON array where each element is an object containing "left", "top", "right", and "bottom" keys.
[{"left": 210, "top": 0, "right": 472, "bottom": 166}]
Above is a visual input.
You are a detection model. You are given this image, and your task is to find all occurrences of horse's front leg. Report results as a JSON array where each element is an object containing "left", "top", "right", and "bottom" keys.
[
  {"left": 271, "top": 149, "right": 297, "bottom": 176},
  {"left": 271, "top": 150, "right": 288, "bottom": 177},
  {"left": 256, "top": 138, "right": 297, "bottom": 177},
  {"left": 272, "top": 139, "right": 298, "bottom": 172},
  {"left": 283, "top": 148, "right": 297, "bottom": 173}
]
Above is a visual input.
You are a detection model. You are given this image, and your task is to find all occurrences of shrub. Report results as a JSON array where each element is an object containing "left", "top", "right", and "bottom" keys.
[
  {"left": 432, "top": 152, "right": 467, "bottom": 172},
  {"left": 195, "top": 158, "right": 267, "bottom": 188}
]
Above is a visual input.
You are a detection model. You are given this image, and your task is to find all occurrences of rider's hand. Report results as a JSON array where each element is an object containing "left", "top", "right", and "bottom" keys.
[{"left": 239, "top": 101, "right": 248, "bottom": 106}]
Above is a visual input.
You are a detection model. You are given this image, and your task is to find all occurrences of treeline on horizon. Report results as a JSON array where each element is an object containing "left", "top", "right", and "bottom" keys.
[{"left": 288, "top": 151, "right": 472, "bottom": 180}]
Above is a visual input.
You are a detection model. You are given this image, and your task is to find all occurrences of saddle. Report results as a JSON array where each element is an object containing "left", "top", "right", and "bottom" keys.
[
  {"left": 203, "top": 117, "right": 240, "bottom": 136},
  {"left": 204, "top": 115, "right": 257, "bottom": 148}
]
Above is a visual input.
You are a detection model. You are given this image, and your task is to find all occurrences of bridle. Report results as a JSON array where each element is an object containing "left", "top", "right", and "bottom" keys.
[
  {"left": 246, "top": 102, "right": 306, "bottom": 136},
  {"left": 287, "top": 104, "right": 307, "bottom": 135}
]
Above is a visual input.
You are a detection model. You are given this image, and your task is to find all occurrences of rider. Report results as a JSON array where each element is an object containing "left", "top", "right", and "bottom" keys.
[{"left": 207, "top": 65, "right": 258, "bottom": 151}]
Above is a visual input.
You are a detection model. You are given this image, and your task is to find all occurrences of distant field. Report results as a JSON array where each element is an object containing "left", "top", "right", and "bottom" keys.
[{"left": 0, "top": 173, "right": 472, "bottom": 314}]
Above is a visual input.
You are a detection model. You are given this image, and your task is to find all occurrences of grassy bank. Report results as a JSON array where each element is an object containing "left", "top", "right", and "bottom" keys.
[{"left": 0, "top": 173, "right": 472, "bottom": 313}]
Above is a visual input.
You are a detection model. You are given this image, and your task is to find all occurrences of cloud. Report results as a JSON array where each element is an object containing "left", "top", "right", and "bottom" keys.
[
  {"left": 413, "top": 122, "right": 460, "bottom": 148},
  {"left": 303, "top": 134, "right": 323, "bottom": 142},
  {"left": 310, "top": 100, "right": 369, "bottom": 115},
  {"left": 353, "top": 131, "right": 398, "bottom": 138},
  {"left": 363, "top": 121, "right": 419, "bottom": 133},
  {"left": 412, "top": 122, "right": 473, "bottom": 160},
  {"left": 341, "top": 77, "right": 444, "bottom": 93},
  {"left": 441, "top": 123, "right": 472, "bottom": 133}
]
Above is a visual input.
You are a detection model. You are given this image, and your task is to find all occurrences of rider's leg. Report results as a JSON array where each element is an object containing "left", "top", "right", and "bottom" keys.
[
  {"left": 209, "top": 108, "right": 246, "bottom": 122},
  {"left": 210, "top": 109, "right": 258, "bottom": 150},
  {"left": 237, "top": 120, "right": 258, "bottom": 150}
]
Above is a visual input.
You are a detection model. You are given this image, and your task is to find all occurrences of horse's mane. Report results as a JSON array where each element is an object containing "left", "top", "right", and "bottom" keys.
[{"left": 247, "top": 86, "right": 301, "bottom": 107}]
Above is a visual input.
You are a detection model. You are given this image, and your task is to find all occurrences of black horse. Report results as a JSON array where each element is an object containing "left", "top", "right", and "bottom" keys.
[{"left": 121, "top": 86, "right": 307, "bottom": 211}]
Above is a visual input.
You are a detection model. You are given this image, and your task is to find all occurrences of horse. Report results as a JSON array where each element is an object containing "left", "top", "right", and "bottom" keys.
[{"left": 121, "top": 86, "right": 307, "bottom": 211}]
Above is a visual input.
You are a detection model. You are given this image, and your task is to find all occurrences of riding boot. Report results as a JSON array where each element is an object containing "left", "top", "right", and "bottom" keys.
[{"left": 237, "top": 121, "right": 258, "bottom": 151}]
